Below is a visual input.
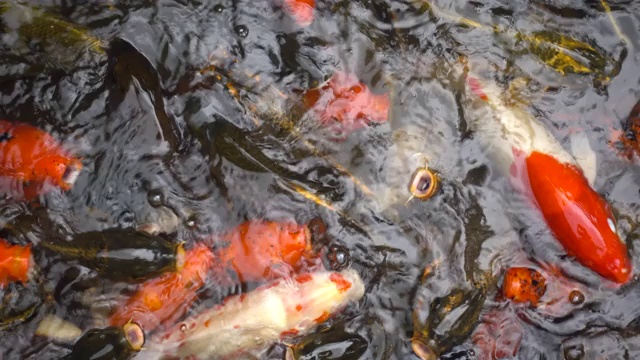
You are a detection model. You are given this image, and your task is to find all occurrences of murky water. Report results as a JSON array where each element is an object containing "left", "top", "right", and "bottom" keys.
[{"left": 1, "top": 0, "right": 640, "bottom": 359}]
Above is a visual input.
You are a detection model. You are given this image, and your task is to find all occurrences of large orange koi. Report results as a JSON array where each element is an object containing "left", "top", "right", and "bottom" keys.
[
  {"left": 464, "top": 74, "right": 632, "bottom": 284},
  {"left": 210, "top": 220, "right": 320, "bottom": 284},
  {"left": 0, "top": 120, "right": 82, "bottom": 199}
]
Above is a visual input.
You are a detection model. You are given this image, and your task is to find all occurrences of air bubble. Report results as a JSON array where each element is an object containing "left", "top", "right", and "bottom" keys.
[
  {"left": 569, "top": 290, "right": 585, "bottom": 305},
  {"left": 326, "top": 244, "right": 350, "bottom": 270},
  {"left": 235, "top": 25, "right": 249, "bottom": 38},
  {"left": 185, "top": 215, "right": 198, "bottom": 229},
  {"left": 117, "top": 210, "right": 136, "bottom": 227},
  {"left": 147, "top": 190, "right": 164, "bottom": 207}
]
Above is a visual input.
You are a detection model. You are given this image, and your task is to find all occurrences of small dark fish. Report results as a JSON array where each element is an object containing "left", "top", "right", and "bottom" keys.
[
  {"left": 38, "top": 228, "right": 185, "bottom": 283},
  {"left": 0, "top": 281, "right": 42, "bottom": 330},
  {"left": 106, "top": 38, "right": 186, "bottom": 154},
  {"left": 62, "top": 323, "right": 145, "bottom": 360},
  {"left": 0, "top": 1, "right": 105, "bottom": 69},
  {"left": 200, "top": 119, "right": 353, "bottom": 204},
  {"left": 412, "top": 286, "right": 488, "bottom": 360}
]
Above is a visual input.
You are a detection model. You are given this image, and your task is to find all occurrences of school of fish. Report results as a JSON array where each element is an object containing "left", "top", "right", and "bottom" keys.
[{"left": 0, "top": 0, "right": 639, "bottom": 359}]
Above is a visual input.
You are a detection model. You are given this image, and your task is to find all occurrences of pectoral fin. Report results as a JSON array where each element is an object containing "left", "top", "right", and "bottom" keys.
[{"left": 570, "top": 131, "right": 597, "bottom": 186}]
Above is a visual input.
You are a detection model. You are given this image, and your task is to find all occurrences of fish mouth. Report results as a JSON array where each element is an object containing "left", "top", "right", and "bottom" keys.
[
  {"left": 123, "top": 322, "right": 145, "bottom": 351},
  {"left": 61, "top": 160, "right": 82, "bottom": 189}
]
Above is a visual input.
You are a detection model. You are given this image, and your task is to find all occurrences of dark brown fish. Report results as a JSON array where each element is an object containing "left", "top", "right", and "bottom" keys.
[{"left": 39, "top": 228, "right": 185, "bottom": 283}]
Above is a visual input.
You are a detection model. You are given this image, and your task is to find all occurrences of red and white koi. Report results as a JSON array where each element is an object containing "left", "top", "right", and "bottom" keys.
[
  {"left": 463, "top": 71, "right": 632, "bottom": 284},
  {"left": 303, "top": 71, "right": 390, "bottom": 140},
  {"left": 136, "top": 269, "right": 365, "bottom": 359}
]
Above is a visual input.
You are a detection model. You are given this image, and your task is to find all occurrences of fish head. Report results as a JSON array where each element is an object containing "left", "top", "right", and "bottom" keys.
[
  {"left": 522, "top": 150, "right": 632, "bottom": 284},
  {"left": 303, "top": 71, "right": 390, "bottom": 139},
  {"left": 34, "top": 155, "right": 82, "bottom": 191}
]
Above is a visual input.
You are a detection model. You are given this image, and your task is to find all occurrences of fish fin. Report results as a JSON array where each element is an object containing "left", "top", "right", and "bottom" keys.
[
  {"left": 569, "top": 132, "right": 597, "bottom": 186},
  {"left": 508, "top": 146, "right": 530, "bottom": 194}
]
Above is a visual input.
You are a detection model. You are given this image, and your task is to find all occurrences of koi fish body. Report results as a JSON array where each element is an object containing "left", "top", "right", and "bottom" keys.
[
  {"left": 139, "top": 269, "right": 365, "bottom": 359},
  {"left": 464, "top": 74, "right": 632, "bottom": 284}
]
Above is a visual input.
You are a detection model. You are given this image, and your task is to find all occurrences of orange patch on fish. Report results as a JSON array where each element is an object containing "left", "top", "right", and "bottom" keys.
[
  {"left": 329, "top": 272, "right": 351, "bottom": 293},
  {"left": 303, "top": 72, "right": 390, "bottom": 139},
  {"left": 108, "top": 243, "right": 215, "bottom": 331},
  {"left": 510, "top": 149, "right": 632, "bottom": 284},
  {"left": 295, "top": 273, "right": 313, "bottom": 283},
  {"left": 283, "top": 0, "right": 315, "bottom": 27},
  {"left": 0, "top": 238, "right": 31, "bottom": 286},
  {"left": 212, "top": 220, "right": 318, "bottom": 284},
  {"left": 313, "top": 311, "right": 331, "bottom": 324},
  {"left": 502, "top": 267, "right": 547, "bottom": 306},
  {"left": 280, "top": 328, "right": 299, "bottom": 338},
  {"left": 466, "top": 76, "right": 489, "bottom": 101},
  {"left": 0, "top": 120, "right": 82, "bottom": 198}
]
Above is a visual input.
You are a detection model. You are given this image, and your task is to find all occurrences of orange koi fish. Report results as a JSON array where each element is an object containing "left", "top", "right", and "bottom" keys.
[
  {"left": 500, "top": 267, "right": 547, "bottom": 307},
  {"left": 303, "top": 72, "right": 390, "bottom": 140},
  {"left": 473, "top": 264, "right": 590, "bottom": 359},
  {"left": 138, "top": 269, "right": 365, "bottom": 359},
  {"left": 0, "top": 238, "right": 32, "bottom": 287},
  {"left": 471, "top": 267, "right": 544, "bottom": 359},
  {"left": 0, "top": 120, "right": 82, "bottom": 198},
  {"left": 108, "top": 243, "right": 215, "bottom": 332},
  {"left": 210, "top": 220, "right": 321, "bottom": 284},
  {"left": 282, "top": 0, "right": 315, "bottom": 27},
  {"left": 464, "top": 74, "right": 632, "bottom": 284}
]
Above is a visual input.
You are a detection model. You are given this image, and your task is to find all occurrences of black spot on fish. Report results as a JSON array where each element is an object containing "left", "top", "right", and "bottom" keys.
[{"left": 0, "top": 132, "right": 13, "bottom": 142}]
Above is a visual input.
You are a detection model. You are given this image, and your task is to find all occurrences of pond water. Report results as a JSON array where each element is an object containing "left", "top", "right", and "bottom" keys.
[{"left": 1, "top": 0, "right": 640, "bottom": 359}]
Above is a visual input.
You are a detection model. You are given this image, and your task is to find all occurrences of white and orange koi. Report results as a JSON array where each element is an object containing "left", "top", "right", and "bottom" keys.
[
  {"left": 135, "top": 269, "right": 365, "bottom": 359},
  {"left": 462, "top": 70, "right": 632, "bottom": 284}
]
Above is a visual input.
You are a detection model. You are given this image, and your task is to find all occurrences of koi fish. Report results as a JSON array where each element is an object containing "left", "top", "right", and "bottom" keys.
[
  {"left": 108, "top": 243, "right": 215, "bottom": 332},
  {"left": 612, "top": 98, "right": 640, "bottom": 161},
  {"left": 282, "top": 0, "right": 315, "bottom": 27},
  {"left": 41, "top": 228, "right": 186, "bottom": 283},
  {"left": 0, "top": 120, "right": 82, "bottom": 198},
  {"left": 138, "top": 269, "right": 365, "bottom": 359},
  {"left": 63, "top": 323, "right": 145, "bottom": 360},
  {"left": 471, "top": 309, "right": 523, "bottom": 360},
  {"left": 500, "top": 267, "right": 547, "bottom": 307},
  {"left": 110, "top": 220, "right": 322, "bottom": 333},
  {"left": 303, "top": 72, "right": 390, "bottom": 140},
  {"left": 211, "top": 220, "right": 320, "bottom": 283},
  {"left": 0, "top": 238, "right": 32, "bottom": 287},
  {"left": 463, "top": 73, "right": 632, "bottom": 284}
]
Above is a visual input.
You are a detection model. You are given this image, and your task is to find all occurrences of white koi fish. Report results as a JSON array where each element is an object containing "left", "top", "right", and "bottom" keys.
[
  {"left": 462, "top": 69, "right": 632, "bottom": 284},
  {"left": 135, "top": 269, "right": 365, "bottom": 359}
]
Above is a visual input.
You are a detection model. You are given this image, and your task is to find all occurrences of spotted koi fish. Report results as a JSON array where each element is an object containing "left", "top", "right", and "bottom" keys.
[{"left": 136, "top": 269, "right": 365, "bottom": 359}]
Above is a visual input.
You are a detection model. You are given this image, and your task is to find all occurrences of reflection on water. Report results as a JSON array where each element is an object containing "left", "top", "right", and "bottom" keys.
[{"left": 1, "top": 0, "right": 640, "bottom": 358}]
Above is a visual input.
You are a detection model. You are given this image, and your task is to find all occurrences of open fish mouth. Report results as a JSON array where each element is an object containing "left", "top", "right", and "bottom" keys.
[{"left": 61, "top": 160, "right": 82, "bottom": 189}]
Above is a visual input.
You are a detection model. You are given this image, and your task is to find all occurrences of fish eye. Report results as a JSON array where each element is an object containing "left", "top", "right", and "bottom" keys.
[
  {"left": 408, "top": 167, "right": 439, "bottom": 200},
  {"left": 607, "top": 218, "right": 617, "bottom": 233}
]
